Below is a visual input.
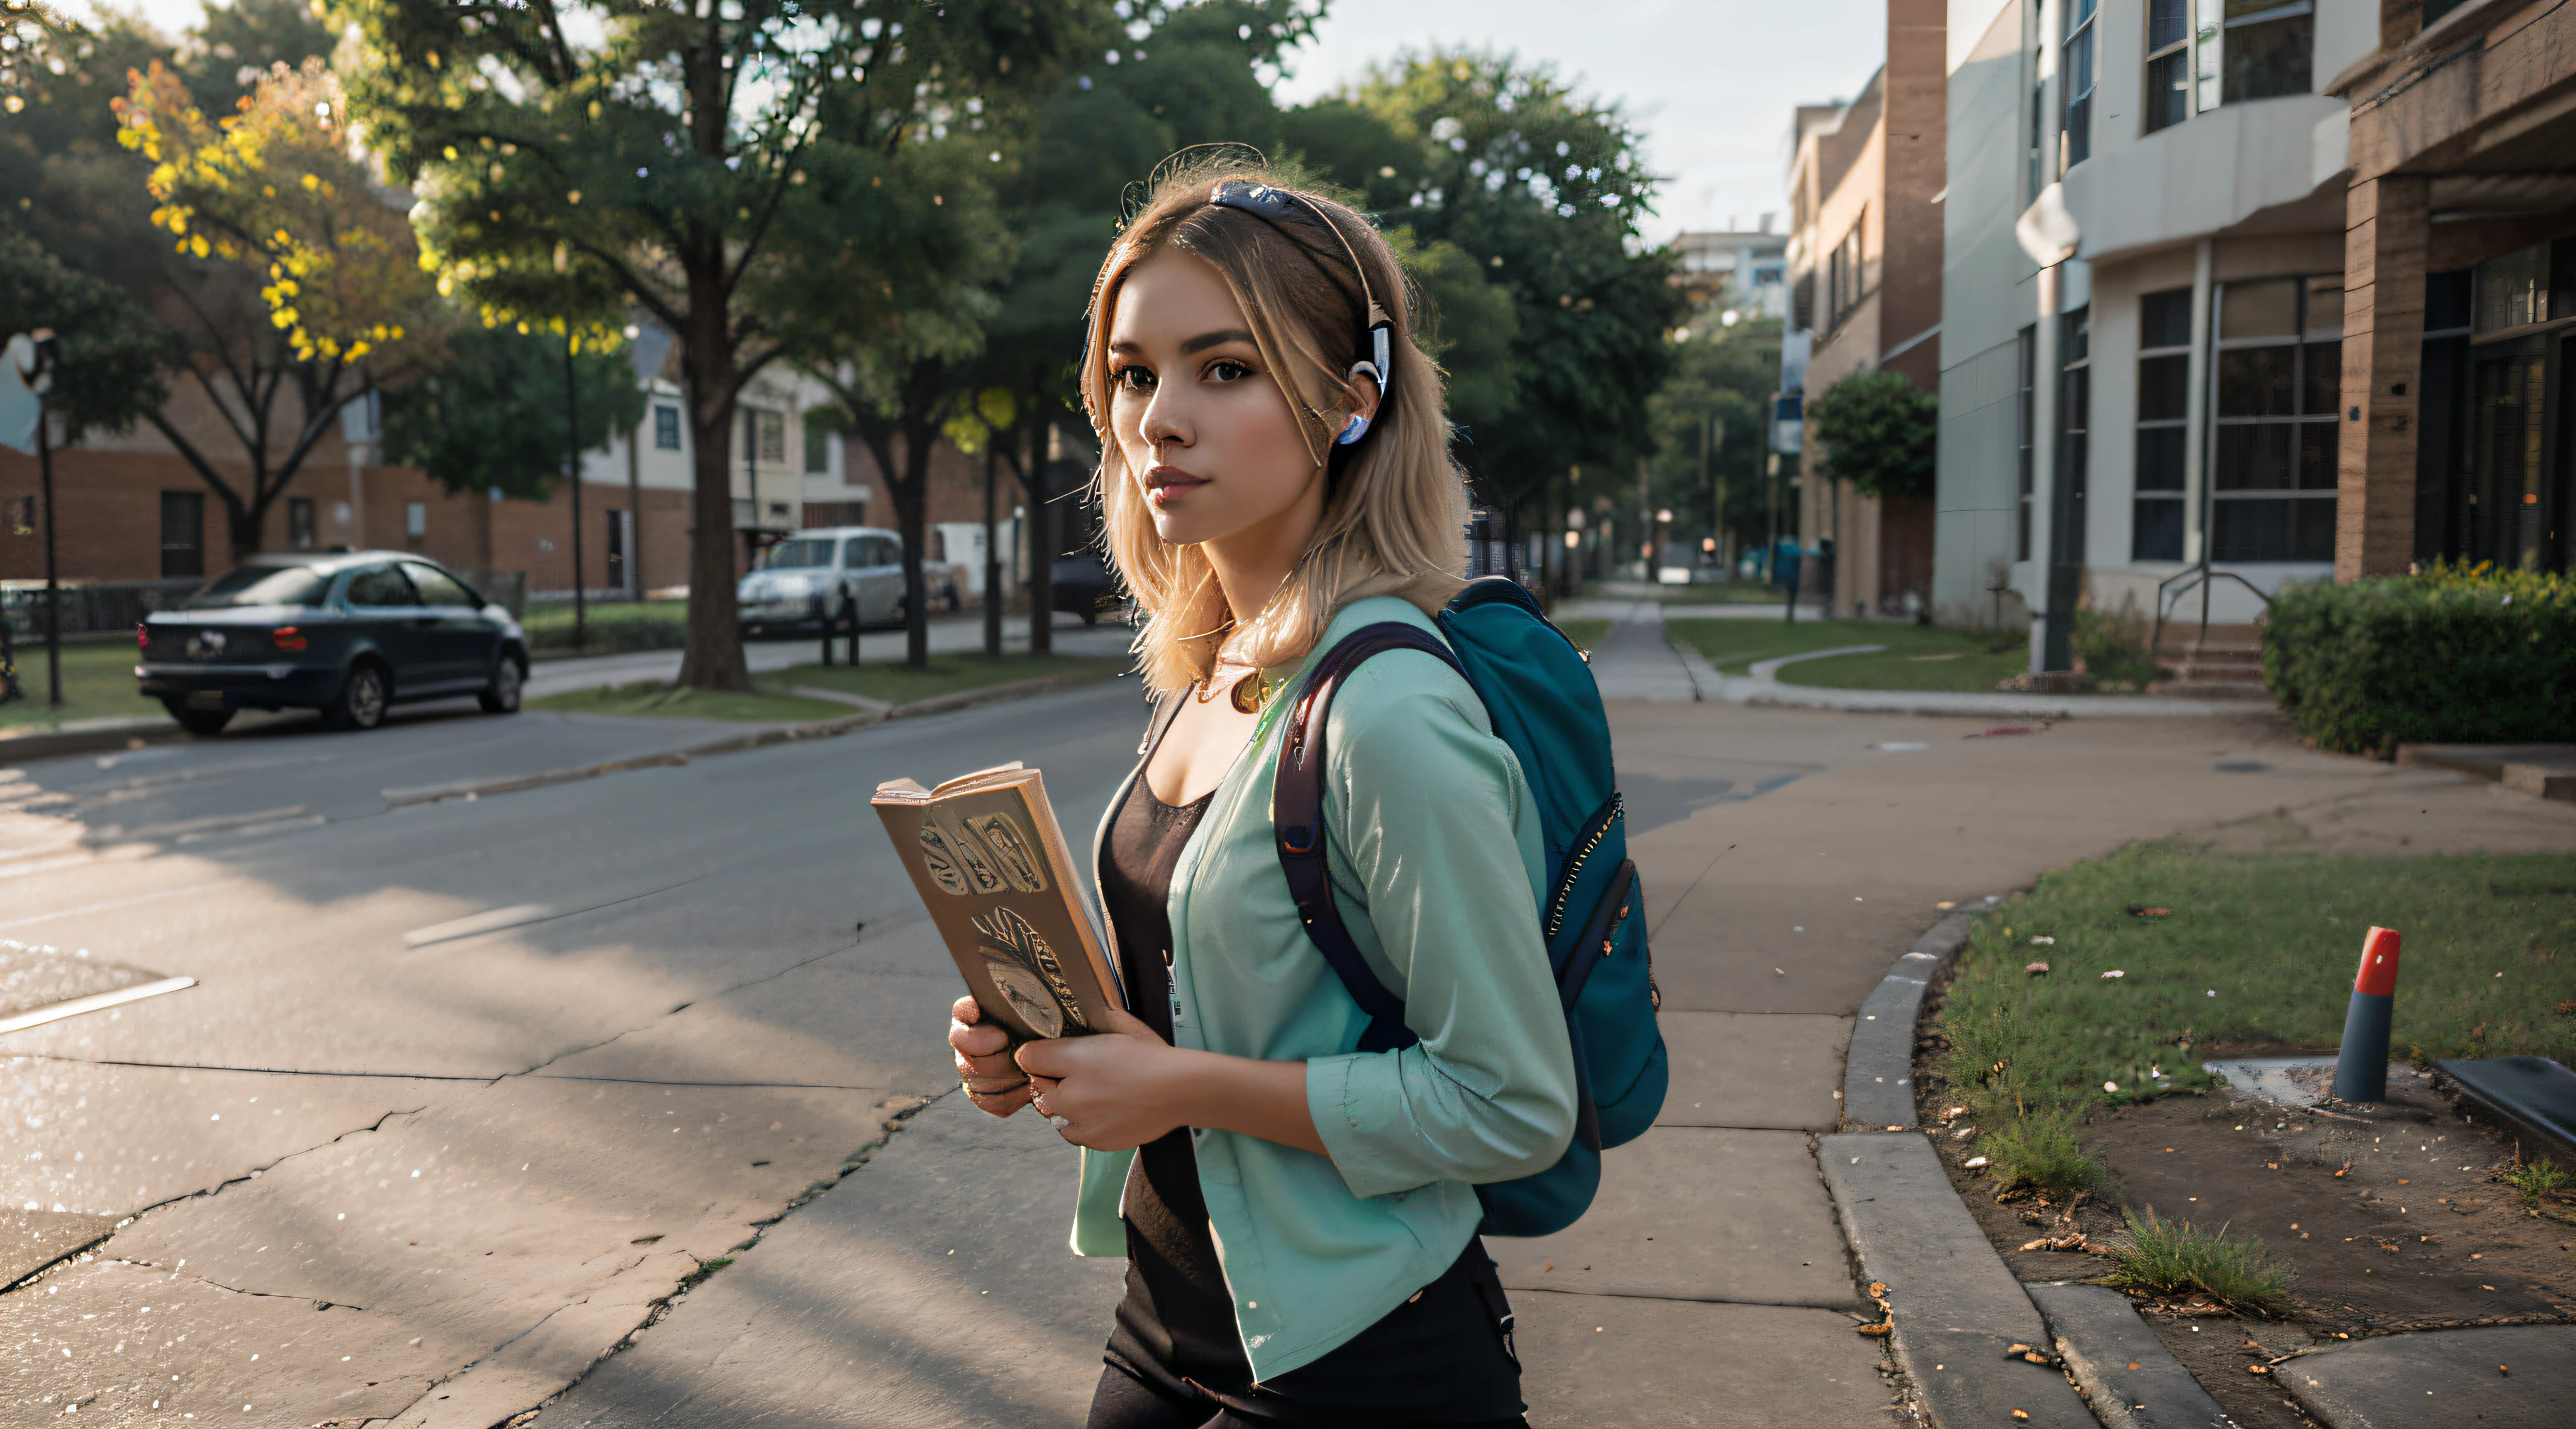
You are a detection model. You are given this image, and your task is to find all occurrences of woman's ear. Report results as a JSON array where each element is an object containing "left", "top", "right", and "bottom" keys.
[{"left": 1333, "top": 364, "right": 1384, "bottom": 447}]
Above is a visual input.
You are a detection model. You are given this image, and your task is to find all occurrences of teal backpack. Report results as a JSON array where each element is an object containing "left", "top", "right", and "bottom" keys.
[{"left": 1273, "top": 576, "right": 1667, "bottom": 1237}]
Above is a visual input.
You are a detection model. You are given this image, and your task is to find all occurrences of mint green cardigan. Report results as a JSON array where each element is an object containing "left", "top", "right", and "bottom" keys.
[{"left": 1072, "top": 595, "right": 1579, "bottom": 1381}]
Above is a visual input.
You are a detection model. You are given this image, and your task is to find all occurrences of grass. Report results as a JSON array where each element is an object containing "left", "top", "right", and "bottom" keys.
[
  {"left": 1978, "top": 1111, "right": 2100, "bottom": 1196},
  {"left": 1932, "top": 842, "right": 2576, "bottom": 1128},
  {"left": 2100, "top": 1210, "right": 2297, "bottom": 1316},
  {"left": 1553, "top": 618, "right": 1611, "bottom": 653},
  {"left": 1667, "top": 618, "right": 2026, "bottom": 690},
  {"left": 0, "top": 636, "right": 166, "bottom": 730},
  {"left": 526, "top": 653, "right": 1127, "bottom": 723},
  {"left": 2502, "top": 1157, "right": 2569, "bottom": 1206},
  {"left": 521, "top": 599, "right": 691, "bottom": 655}
]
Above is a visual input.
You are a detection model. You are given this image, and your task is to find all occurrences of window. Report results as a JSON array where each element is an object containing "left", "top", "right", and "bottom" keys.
[
  {"left": 2216, "top": 0, "right": 2312, "bottom": 103},
  {"left": 2017, "top": 326, "right": 2038, "bottom": 560},
  {"left": 344, "top": 565, "right": 419, "bottom": 608},
  {"left": 287, "top": 496, "right": 315, "bottom": 550},
  {"left": 653, "top": 404, "right": 682, "bottom": 451},
  {"left": 2063, "top": 0, "right": 2098, "bottom": 170},
  {"left": 803, "top": 413, "right": 832, "bottom": 473},
  {"left": 1826, "top": 216, "right": 1864, "bottom": 331},
  {"left": 402, "top": 562, "right": 475, "bottom": 608},
  {"left": 180, "top": 565, "right": 330, "bottom": 609},
  {"left": 8, "top": 494, "right": 32, "bottom": 537},
  {"left": 160, "top": 491, "right": 205, "bottom": 579},
  {"left": 755, "top": 409, "right": 787, "bottom": 465},
  {"left": 2135, "top": 289, "right": 2193, "bottom": 560},
  {"left": 2057, "top": 308, "right": 2091, "bottom": 565},
  {"left": 2210, "top": 276, "right": 2340, "bottom": 562},
  {"left": 2145, "top": 0, "right": 2192, "bottom": 133},
  {"left": 404, "top": 500, "right": 428, "bottom": 542},
  {"left": 2028, "top": 63, "right": 2047, "bottom": 200},
  {"left": 1792, "top": 273, "right": 1816, "bottom": 331}
]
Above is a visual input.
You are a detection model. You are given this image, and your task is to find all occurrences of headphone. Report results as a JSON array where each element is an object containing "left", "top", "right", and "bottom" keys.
[{"left": 1202, "top": 179, "right": 1392, "bottom": 448}]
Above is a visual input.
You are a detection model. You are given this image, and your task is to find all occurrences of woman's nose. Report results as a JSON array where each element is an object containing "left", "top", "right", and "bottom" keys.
[{"left": 1139, "top": 391, "right": 1187, "bottom": 450}]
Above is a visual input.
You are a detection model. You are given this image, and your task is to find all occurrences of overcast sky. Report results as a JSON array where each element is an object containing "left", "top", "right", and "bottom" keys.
[{"left": 99, "top": 0, "right": 1887, "bottom": 243}]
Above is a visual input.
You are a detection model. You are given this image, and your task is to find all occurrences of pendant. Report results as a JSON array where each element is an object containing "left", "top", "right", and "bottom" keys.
[{"left": 1229, "top": 670, "right": 1274, "bottom": 714}]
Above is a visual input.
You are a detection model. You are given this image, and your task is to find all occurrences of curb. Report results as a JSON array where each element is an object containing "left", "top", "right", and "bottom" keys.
[
  {"left": 382, "top": 674, "right": 1108, "bottom": 808},
  {"left": 1831, "top": 908, "right": 2232, "bottom": 1429},
  {"left": 1662, "top": 630, "right": 2265, "bottom": 720},
  {"left": 0, "top": 718, "right": 190, "bottom": 765}
]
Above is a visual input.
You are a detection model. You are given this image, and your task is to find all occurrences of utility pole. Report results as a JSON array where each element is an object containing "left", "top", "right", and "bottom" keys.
[
  {"left": 565, "top": 338, "right": 586, "bottom": 652},
  {"left": 982, "top": 432, "right": 1002, "bottom": 658},
  {"left": 38, "top": 370, "right": 60, "bottom": 706}
]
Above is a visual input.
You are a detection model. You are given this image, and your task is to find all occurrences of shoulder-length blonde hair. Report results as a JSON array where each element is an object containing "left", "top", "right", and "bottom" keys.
[{"left": 1081, "top": 155, "right": 1467, "bottom": 694}]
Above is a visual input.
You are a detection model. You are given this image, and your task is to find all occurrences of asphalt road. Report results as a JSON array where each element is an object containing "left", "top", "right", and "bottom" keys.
[{"left": 0, "top": 676, "right": 1152, "bottom": 1425}]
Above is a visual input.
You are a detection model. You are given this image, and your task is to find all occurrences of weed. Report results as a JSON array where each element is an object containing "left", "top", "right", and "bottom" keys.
[
  {"left": 2501, "top": 1157, "right": 2569, "bottom": 1205},
  {"left": 1979, "top": 1111, "right": 2100, "bottom": 1196},
  {"left": 2100, "top": 1210, "right": 2296, "bottom": 1317}
]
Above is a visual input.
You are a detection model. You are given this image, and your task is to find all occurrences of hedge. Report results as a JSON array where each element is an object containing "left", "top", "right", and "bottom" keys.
[{"left": 2264, "top": 562, "right": 2576, "bottom": 754}]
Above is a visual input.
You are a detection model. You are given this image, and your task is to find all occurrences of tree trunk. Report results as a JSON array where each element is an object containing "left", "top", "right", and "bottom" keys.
[
  {"left": 676, "top": 268, "right": 751, "bottom": 691},
  {"left": 982, "top": 437, "right": 1002, "bottom": 659},
  {"left": 896, "top": 403, "right": 935, "bottom": 669},
  {"left": 1027, "top": 413, "right": 1053, "bottom": 656}
]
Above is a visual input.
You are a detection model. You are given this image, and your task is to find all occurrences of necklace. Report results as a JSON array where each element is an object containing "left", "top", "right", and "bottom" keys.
[{"left": 1195, "top": 666, "right": 1282, "bottom": 713}]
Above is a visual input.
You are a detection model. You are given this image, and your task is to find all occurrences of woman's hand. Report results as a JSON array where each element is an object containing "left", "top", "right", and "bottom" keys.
[
  {"left": 1014, "top": 1008, "right": 1185, "bottom": 1152},
  {"left": 950, "top": 996, "right": 1033, "bottom": 1118}
]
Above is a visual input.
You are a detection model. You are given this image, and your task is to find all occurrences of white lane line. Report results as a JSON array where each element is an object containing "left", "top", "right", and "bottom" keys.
[{"left": 0, "top": 976, "right": 198, "bottom": 1038}]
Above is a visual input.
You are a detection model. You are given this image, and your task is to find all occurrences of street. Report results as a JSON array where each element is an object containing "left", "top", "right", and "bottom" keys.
[{"left": 2, "top": 668, "right": 2572, "bottom": 1426}]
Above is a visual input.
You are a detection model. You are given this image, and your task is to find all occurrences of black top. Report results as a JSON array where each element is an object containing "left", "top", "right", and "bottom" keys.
[{"left": 1094, "top": 759, "right": 1526, "bottom": 1424}]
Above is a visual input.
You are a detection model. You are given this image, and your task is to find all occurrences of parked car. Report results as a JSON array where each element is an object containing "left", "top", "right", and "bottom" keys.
[
  {"left": 1050, "top": 553, "right": 1119, "bottom": 626},
  {"left": 136, "top": 552, "right": 528, "bottom": 735},
  {"left": 737, "top": 526, "right": 906, "bottom": 638}
]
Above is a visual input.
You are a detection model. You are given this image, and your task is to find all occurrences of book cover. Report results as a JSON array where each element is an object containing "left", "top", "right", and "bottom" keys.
[{"left": 872, "top": 764, "right": 1121, "bottom": 1047}]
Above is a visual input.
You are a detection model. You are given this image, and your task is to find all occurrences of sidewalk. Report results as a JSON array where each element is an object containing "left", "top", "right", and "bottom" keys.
[{"left": 525, "top": 611, "right": 1132, "bottom": 701}]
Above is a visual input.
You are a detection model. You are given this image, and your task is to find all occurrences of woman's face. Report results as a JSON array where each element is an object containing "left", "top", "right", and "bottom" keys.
[{"left": 1106, "top": 246, "right": 1325, "bottom": 552}]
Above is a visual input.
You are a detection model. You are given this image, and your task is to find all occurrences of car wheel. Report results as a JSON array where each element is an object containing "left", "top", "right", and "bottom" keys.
[
  {"left": 477, "top": 655, "right": 524, "bottom": 714},
  {"left": 325, "top": 661, "right": 389, "bottom": 731},
  {"left": 162, "top": 699, "right": 233, "bottom": 737}
]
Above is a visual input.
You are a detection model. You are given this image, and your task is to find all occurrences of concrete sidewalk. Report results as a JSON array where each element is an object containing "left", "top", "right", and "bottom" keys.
[
  {"left": 525, "top": 611, "right": 1132, "bottom": 701},
  {"left": 531, "top": 686, "right": 2576, "bottom": 1426}
]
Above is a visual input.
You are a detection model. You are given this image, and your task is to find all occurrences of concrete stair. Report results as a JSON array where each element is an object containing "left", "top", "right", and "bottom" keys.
[{"left": 2149, "top": 623, "right": 2271, "bottom": 699}]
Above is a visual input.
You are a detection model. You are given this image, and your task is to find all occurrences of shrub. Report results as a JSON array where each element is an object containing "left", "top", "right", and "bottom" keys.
[
  {"left": 2265, "top": 562, "right": 2576, "bottom": 754},
  {"left": 1979, "top": 1111, "right": 2100, "bottom": 1196},
  {"left": 2073, "top": 609, "right": 2162, "bottom": 687},
  {"left": 2101, "top": 1210, "right": 2296, "bottom": 1316},
  {"left": 521, "top": 599, "right": 691, "bottom": 654},
  {"left": 1807, "top": 370, "right": 1937, "bottom": 498}
]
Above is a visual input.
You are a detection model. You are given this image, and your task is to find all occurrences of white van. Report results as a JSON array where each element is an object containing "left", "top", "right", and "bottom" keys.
[{"left": 735, "top": 526, "right": 905, "bottom": 637}]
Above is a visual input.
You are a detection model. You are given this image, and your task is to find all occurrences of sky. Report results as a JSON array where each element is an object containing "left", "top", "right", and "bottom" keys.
[{"left": 97, "top": 0, "right": 1887, "bottom": 244}]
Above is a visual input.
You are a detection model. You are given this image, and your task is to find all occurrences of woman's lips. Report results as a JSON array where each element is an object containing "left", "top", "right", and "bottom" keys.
[{"left": 1146, "top": 465, "right": 1207, "bottom": 506}]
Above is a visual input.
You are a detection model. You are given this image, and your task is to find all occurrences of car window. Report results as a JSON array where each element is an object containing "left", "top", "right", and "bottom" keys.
[
  {"left": 402, "top": 563, "right": 476, "bottom": 608},
  {"left": 344, "top": 565, "right": 420, "bottom": 608},
  {"left": 867, "top": 536, "right": 900, "bottom": 566},
  {"left": 181, "top": 565, "right": 332, "bottom": 609},
  {"left": 760, "top": 537, "right": 836, "bottom": 570},
  {"left": 840, "top": 538, "right": 867, "bottom": 569}
]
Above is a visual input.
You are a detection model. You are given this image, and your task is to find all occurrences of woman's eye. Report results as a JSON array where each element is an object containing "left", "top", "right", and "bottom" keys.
[
  {"left": 1114, "top": 365, "right": 1155, "bottom": 392},
  {"left": 1206, "top": 359, "right": 1253, "bottom": 383}
]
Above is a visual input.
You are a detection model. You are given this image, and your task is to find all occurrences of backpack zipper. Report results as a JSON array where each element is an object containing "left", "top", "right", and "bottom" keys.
[{"left": 1543, "top": 794, "right": 1624, "bottom": 941}]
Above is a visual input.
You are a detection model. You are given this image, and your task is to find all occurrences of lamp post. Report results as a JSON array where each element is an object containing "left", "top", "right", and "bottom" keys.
[
  {"left": 564, "top": 336, "right": 587, "bottom": 653},
  {"left": 18, "top": 330, "right": 62, "bottom": 706}
]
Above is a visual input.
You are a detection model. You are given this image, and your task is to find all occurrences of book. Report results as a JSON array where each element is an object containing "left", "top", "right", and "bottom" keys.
[{"left": 872, "top": 762, "right": 1123, "bottom": 1047}]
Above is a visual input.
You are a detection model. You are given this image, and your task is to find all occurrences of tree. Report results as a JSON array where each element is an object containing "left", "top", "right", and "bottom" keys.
[
  {"left": 1642, "top": 316, "right": 1779, "bottom": 560},
  {"left": 1283, "top": 51, "right": 1683, "bottom": 530},
  {"left": 330, "top": 0, "right": 1106, "bottom": 690},
  {"left": 381, "top": 320, "right": 645, "bottom": 500},
  {"left": 1807, "top": 369, "right": 1937, "bottom": 499},
  {"left": 0, "top": 230, "right": 165, "bottom": 439},
  {"left": 107, "top": 57, "right": 440, "bottom": 560}
]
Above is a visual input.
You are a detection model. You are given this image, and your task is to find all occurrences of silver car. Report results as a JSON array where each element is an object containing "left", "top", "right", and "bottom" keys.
[{"left": 736, "top": 526, "right": 905, "bottom": 637}]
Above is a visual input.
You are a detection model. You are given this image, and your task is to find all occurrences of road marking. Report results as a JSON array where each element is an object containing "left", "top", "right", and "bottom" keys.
[
  {"left": 0, "top": 976, "right": 197, "bottom": 1038},
  {"left": 94, "top": 805, "right": 313, "bottom": 843},
  {"left": 0, "top": 882, "right": 235, "bottom": 931}
]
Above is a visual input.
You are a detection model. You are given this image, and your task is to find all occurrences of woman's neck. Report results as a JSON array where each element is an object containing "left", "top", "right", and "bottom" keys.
[{"left": 1199, "top": 481, "right": 1325, "bottom": 653}]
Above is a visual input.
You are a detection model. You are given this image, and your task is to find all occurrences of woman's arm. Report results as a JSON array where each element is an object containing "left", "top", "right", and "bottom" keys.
[{"left": 1015, "top": 1008, "right": 1326, "bottom": 1155}]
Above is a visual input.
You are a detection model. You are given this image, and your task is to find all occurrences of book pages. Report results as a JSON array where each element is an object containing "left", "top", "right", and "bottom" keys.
[{"left": 873, "top": 767, "right": 1121, "bottom": 1046}]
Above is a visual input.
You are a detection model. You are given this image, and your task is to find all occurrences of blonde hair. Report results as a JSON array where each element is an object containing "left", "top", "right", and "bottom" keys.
[{"left": 1081, "top": 155, "right": 1467, "bottom": 694}]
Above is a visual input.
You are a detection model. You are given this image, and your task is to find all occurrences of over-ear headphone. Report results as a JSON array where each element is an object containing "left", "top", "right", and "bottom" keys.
[{"left": 1204, "top": 178, "right": 1393, "bottom": 450}]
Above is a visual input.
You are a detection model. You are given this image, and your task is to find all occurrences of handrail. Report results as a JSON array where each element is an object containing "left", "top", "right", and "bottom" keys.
[{"left": 2150, "top": 565, "right": 2272, "bottom": 658}]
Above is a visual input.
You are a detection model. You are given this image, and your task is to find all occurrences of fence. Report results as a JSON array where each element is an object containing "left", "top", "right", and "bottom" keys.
[{"left": 1, "top": 579, "right": 204, "bottom": 640}]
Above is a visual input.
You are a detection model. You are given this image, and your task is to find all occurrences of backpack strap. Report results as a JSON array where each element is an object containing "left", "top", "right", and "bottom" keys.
[{"left": 1274, "top": 621, "right": 1467, "bottom": 1054}]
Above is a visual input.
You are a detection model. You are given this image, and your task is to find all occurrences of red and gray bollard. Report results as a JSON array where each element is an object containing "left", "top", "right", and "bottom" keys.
[{"left": 2332, "top": 926, "right": 2402, "bottom": 1103}]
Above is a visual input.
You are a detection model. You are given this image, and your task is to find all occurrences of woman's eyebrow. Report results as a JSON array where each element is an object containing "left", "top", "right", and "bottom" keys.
[{"left": 1180, "top": 328, "right": 1257, "bottom": 355}]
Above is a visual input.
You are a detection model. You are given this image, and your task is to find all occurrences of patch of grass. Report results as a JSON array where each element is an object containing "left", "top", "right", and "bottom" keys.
[
  {"left": 777, "top": 653, "right": 1125, "bottom": 705},
  {"left": 1666, "top": 618, "right": 2023, "bottom": 690},
  {"left": 2100, "top": 1210, "right": 2297, "bottom": 1317},
  {"left": 1978, "top": 1111, "right": 2101, "bottom": 1196},
  {"left": 0, "top": 637, "right": 166, "bottom": 730},
  {"left": 1650, "top": 582, "right": 1785, "bottom": 604},
  {"left": 1552, "top": 618, "right": 1611, "bottom": 653},
  {"left": 1931, "top": 842, "right": 2576, "bottom": 1125},
  {"left": 521, "top": 599, "right": 691, "bottom": 654},
  {"left": 527, "top": 680, "right": 858, "bottom": 723},
  {"left": 2501, "top": 1157, "right": 2569, "bottom": 1206}
]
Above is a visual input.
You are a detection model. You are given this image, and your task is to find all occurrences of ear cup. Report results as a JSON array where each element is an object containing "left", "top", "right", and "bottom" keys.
[{"left": 1335, "top": 413, "right": 1372, "bottom": 447}]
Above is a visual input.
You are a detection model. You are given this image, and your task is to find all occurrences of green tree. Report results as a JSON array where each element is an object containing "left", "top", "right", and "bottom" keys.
[
  {"left": 1643, "top": 316, "right": 1780, "bottom": 560},
  {"left": 328, "top": 0, "right": 1106, "bottom": 689},
  {"left": 1284, "top": 51, "right": 1682, "bottom": 528},
  {"left": 381, "top": 320, "right": 646, "bottom": 500},
  {"left": 1807, "top": 369, "right": 1937, "bottom": 499},
  {"left": 0, "top": 230, "right": 167, "bottom": 436}
]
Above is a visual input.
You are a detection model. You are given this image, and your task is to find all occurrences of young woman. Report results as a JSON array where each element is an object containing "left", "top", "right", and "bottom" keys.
[{"left": 947, "top": 158, "right": 1576, "bottom": 1428}]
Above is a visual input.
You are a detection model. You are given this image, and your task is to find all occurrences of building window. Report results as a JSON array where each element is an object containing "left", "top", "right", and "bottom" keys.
[
  {"left": 2028, "top": 65, "right": 2047, "bottom": 200},
  {"left": 2057, "top": 307, "right": 2091, "bottom": 566},
  {"left": 2135, "top": 289, "right": 2193, "bottom": 560},
  {"left": 2211, "top": 275, "right": 2340, "bottom": 562},
  {"left": 804, "top": 413, "right": 832, "bottom": 474},
  {"left": 2063, "top": 0, "right": 2098, "bottom": 170},
  {"left": 2017, "top": 326, "right": 2037, "bottom": 561},
  {"left": 653, "top": 404, "right": 682, "bottom": 451},
  {"left": 160, "top": 491, "right": 205, "bottom": 579},
  {"left": 2145, "top": 0, "right": 2192, "bottom": 133},
  {"left": 8, "top": 494, "right": 32, "bottom": 537},
  {"left": 1792, "top": 272, "right": 1816, "bottom": 330},
  {"left": 755, "top": 409, "right": 787, "bottom": 465},
  {"left": 2194, "top": 0, "right": 2312, "bottom": 110},
  {"left": 1825, "top": 216, "right": 1864, "bottom": 331},
  {"left": 287, "top": 496, "right": 316, "bottom": 550},
  {"left": 404, "top": 500, "right": 428, "bottom": 542}
]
